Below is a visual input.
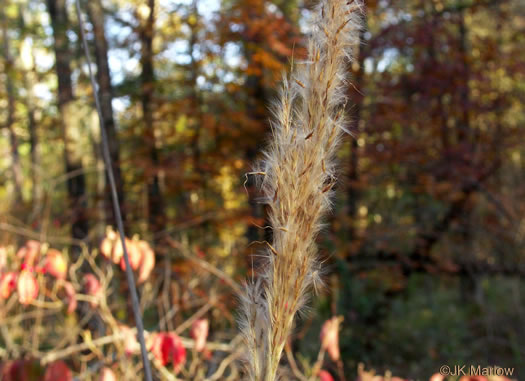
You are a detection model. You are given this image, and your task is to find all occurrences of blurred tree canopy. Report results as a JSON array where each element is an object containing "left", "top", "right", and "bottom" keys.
[{"left": 1, "top": 0, "right": 525, "bottom": 378}]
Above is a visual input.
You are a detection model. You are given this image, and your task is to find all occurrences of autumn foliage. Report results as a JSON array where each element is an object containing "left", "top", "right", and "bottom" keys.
[{"left": 0, "top": 0, "right": 524, "bottom": 379}]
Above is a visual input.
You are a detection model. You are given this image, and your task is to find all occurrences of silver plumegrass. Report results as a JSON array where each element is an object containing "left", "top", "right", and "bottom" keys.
[{"left": 239, "top": 1, "right": 365, "bottom": 380}]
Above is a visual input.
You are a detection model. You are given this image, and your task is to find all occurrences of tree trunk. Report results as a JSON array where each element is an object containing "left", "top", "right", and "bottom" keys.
[
  {"left": 347, "top": 23, "right": 367, "bottom": 243},
  {"left": 189, "top": 0, "right": 201, "bottom": 167},
  {"left": 86, "top": 0, "right": 126, "bottom": 226},
  {"left": 457, "top": 8, "right": 471, "bottom": 145},
  {"left": 46, "top": 0, "right": 89, "bottom": 242},
  {"left": 138, "top": 0, "right": 165, "bottom": 234},
  {"left": 24, "top": 43, "right": 41, "bottom": 209},
  {"left": 178, "top": 0, "right": 202, "bottom": 221},
  {"left": 2, "top": 8, "right": 24, "bottom": 205},
  {"left": 26, "top": 89, "right": 39, "bottom": 204},
  {"left": 241, "top": 0, "right": 272, "bottom": 245},
  {"left": 20, "top": 7, "right": 42, "bottom": 208}
]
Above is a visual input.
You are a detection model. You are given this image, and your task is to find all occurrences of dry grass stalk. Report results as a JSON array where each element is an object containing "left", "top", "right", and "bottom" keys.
[{"left": 239, "top": 0, "right": 364, "bottom": 380}]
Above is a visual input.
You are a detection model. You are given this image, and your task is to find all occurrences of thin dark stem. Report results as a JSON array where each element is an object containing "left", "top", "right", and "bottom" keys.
[{"left": 74, "top": 1, "right": 153, "bottom": 380}]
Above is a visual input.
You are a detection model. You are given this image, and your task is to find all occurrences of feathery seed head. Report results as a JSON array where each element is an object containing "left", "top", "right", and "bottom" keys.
[{"left": 240, "top": 1, "right": 364, "bottom": 380}]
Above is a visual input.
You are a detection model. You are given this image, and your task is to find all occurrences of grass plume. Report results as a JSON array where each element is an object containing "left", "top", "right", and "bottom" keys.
[{"left": 239, "top": 0, "right": 364, "bottom": 380}]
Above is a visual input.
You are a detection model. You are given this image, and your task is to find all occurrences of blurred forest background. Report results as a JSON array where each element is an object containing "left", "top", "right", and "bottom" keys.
[{"left": 1, "top": 0, "right": 525, "bottom": 379}]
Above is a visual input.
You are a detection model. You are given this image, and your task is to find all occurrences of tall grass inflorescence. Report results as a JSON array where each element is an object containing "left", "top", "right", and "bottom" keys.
[{"left": 239, "top": 1, "right": 364, "bottom": 380}]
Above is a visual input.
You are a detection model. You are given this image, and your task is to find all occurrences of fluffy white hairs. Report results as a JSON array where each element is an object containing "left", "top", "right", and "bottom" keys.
[{"left": 239, "top": 1, "right": 364, "bottom": 380}]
